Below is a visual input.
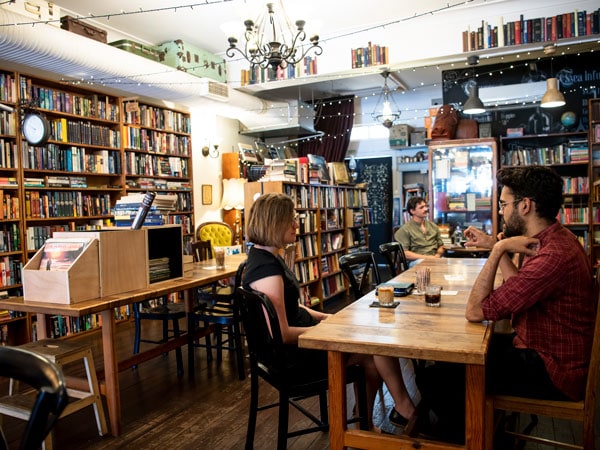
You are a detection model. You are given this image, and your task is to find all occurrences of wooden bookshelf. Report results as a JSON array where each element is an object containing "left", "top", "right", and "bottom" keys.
[
  {"left": 0, "top": 68, "right": 196, "bottom": 344},
  {"left": 588, "top": 98, "right": 600, "bottom": 267}
]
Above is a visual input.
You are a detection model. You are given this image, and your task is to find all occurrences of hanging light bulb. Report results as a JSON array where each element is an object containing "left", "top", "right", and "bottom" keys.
[
  {"left": 540, "top": 77, "right": 566, "bottom": 108},
  {"left": 372, "top": 71, "right": 401, "bottom": 128}
]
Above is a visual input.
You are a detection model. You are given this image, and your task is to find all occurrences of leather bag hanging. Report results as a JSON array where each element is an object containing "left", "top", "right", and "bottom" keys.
[{"left": 430, "top": 105, "right": 459, "bottom": 141}]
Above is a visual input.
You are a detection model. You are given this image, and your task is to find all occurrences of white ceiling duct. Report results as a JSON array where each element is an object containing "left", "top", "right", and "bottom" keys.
[
  {"left": 0, "top": 9, "right": 303, "bottom": 131},
  {"left": 479, "top": 81, "right": 546, "bottom": 107}
]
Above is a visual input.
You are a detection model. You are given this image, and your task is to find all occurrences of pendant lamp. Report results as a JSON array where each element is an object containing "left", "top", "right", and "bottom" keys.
[
  {"left": 463, "top": 55, "right": 485, "bottom": 115},
  {"left": 463, "top": 85, "right": 486, "bottom": 115},
  {"left": 540, "top": 78, "right": 566, "bottom": 108}
]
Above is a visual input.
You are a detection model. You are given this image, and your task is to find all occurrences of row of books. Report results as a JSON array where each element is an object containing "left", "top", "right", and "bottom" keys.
[
  {"left": 0, "top": 139, "right": 17, "bottom": 170},
  {"left": 462, "top": 9, "right": 600, "bottom": 52},
  {"left": 321, "top": 232, "right": 344, "bottom": 253},
  {"left": 322, "top": 209, "right": 343, "bottom": 231},
  {"left": 49, "top": 118, "right": 121, "bottom": 148},
  {"left": 593, "top": 124, "right": 600, "bottom": 144},
  {"left": 0, "top": 256, "right": 22, "bottom": 287},
  {"left": 294, "top": 258, "right": 320, "bottom": 285},
  {"left": 20, "top": 77, "right": 119, "bottom": 121},
  {"left": 0, "top": 111, "right": 16, "bottom": 136},
  {"left": 240, "top": 56, "right": 318, "bottom": 86},
  {"left": 0, "top": 191, "right": 19, "bottom": 220},
  {"left": 559, "top": 206, "right": 588, "bottom": 224},
  {"left": 346, "top": 188, "right": 368, "bottom": 208},
  {"left": 47, "top": 313, "right": 103, "bottom": 339},
  {"left": 24, "top": 191, "right": 111, "bottom": 219},
  {"left": 0, "top": 224, "right": 20, "bottom": 252},
  {"left": 320, "top": 254, "right": 340, "bottom": 276},
  {"left": 346, "top": 227, "right": 366, "bottom": 248},
  {"left": 165, "top": 214, "right": 192, "bottom": 235},
  {"left": 26, "top": 224, "right": 73, "bottom": 251},
  {"left": 122, "top": 126, "right": 191, "bottom": 155},
  {"left": 503, "top": 143, "right": 589, "bottom": 166},
  {"left": 123, "top": 104, "right": 191, "bottom": 134},
  {"left": 296, "top": 235, "right": 318, "bottom": 259},
  {"left": 563, "top": 176, "right": 589, "bottom": 194},
  {"left": 126, "top": 178, "right": 192, "bottom": 191},
  {"left": 22, "top": 144, "right": 122, "bottom": 174},
  {"left": 321, "top": 273, "right": 345, "bottom": 299},
  {"left": 0, "top": 72, "right": 16, "bottom": 103},
  {"left": 296, "top": 211, "right": 318, "bottom": 234},
  {"left": 120, "top": 189, "right": 191, "bottom": 212},
  {"left": 124, "top": 153, "right": 188, "bottom": 178},
  {"left": 298, "top": 286, "right": 319, "bottom": 307},
  {"left": 351, "top": 42, "right": 389, "bottom": 69}
]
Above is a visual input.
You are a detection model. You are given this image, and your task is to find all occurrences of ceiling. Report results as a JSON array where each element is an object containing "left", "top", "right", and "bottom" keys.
[
  {"left": 2, "top": 0, "right": 599, "bottom": 107},
  {"left": 46, "top": 0, "right": 487, "bottom": 100}
]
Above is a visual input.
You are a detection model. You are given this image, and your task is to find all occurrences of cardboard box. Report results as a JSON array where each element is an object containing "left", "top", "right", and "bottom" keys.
[
  {"left": 157, "top": 40, "right": 227, "bottom": 82},
  {"left": 410, "top": 131, "right": 426, "bottom": 146},
  {"left": 1, "top": 0, "right": 60, "bottom": 27},
  {"left": 23, "top": 239, "right": 101, "bottom": 304},
  {"left": 389, "top": 124, "right": 414, "bottom": 147}
]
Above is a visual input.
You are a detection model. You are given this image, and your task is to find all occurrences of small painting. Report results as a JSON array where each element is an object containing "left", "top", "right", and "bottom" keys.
[{"left": 202, "top": 184, "right": 212, "bottom": 205}]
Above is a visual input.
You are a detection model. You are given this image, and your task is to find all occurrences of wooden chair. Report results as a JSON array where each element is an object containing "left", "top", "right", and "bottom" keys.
[
  {"left": 379, "top": 242, "right": 409, "bottom": 279},
  {"left": 339, "top": 251, "right": 381, "bottom": 300},
  {"left": 485, "top": 289, "right": 600, "bottom": 449},
  {"left": 0, "top": 346, "right": 68, "bottom": 450},
  {"left": 236, "top": 286, "right": 368, "bottom": 450}
]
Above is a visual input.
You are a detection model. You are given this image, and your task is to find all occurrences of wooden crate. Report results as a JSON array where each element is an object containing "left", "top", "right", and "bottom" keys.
[
  {"left": 53, "top": 229, "right": 147, "bottom": 297},
  {"left": 23, "top": 239, "right": 101, "bottom": 304}
]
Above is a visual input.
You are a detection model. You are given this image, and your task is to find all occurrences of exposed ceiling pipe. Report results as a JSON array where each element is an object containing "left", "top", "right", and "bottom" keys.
[{"left": 0, "top": 9, "right": 295, "bottom": 130}]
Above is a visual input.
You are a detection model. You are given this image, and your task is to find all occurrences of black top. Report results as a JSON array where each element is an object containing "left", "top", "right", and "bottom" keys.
[{"left": 243, "top": 247, "right": 316, "bottom": 328}]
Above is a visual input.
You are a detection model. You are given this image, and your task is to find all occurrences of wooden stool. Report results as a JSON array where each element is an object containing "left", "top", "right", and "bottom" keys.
[{"left": 0, "top": 339, "right": 108, "bottom": 449}]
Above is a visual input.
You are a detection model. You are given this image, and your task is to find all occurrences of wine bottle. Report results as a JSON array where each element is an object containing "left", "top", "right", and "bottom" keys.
[{"left": 131, "top": 191, "right": 156, "bottom": 230}]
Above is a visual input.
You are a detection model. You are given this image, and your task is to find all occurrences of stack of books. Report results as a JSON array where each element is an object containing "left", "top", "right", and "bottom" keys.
[{"left": 113, "top": 193, "right": 177, "bottom": 227}]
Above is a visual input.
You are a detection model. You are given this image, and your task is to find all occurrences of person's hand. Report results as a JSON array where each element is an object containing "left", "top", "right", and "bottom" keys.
[
  {"left": 464, "top": 226, "right": 495, "bottom": 249},
  {"left": 495, "top": 236, "right": 540, "bottom": 256},
  {"left": 319, "top": 312, "right": 332, "bottom": 322}
]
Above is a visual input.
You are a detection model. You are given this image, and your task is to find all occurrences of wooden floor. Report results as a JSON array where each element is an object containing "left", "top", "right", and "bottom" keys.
[{"left": 2, "top": 294, "right": 597, "bottom": 450}]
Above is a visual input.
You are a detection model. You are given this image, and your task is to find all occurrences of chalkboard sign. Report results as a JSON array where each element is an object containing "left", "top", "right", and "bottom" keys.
[{"left": 442, "top": 51, "right": 599, "bottom": 137}]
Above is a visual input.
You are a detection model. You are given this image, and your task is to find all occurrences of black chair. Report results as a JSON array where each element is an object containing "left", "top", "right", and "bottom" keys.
[
  {"left": 237, "top": 286, "right": 368, "bottom": 450},
  {"left": 379, "top": 242, "right": 409, "bottom": 279},
  {"left": 0, "top": 346, "right": 68, "bottom": 450},
  {"left": 132, "top": 300, "right": 185, "bottom": 376},
  {"left": 193, "top": 257, "right": 247, "bottom": 381},
  {"left": 339, "top": 251, "right": 381, "bottom": 300}
]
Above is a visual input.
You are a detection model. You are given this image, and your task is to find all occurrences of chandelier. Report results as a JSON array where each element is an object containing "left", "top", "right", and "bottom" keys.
[
  {"left": 372, "top": 71, "right": 401, "bottom": 128},
  {"left": 226, "top": 1, "right": 323, "bottom": 71}
]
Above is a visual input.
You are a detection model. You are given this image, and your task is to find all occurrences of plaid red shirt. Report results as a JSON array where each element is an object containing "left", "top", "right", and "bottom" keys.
[{"left": 481, "top": 222, "right": 596, "bottom": 400}]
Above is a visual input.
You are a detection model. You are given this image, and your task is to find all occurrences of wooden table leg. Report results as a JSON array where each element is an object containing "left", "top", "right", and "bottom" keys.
[
  {"left": 184, "top": 288, "right": 195, "bottom": 377},
  {"left": 328, "top": 351, "right": 347, "bottom": 450},
  {"left": 101, "top": 309, "right": 121, "bottom": 437},
  {"left": 465, "top": 363, "right": 485, "bottom": 450}
]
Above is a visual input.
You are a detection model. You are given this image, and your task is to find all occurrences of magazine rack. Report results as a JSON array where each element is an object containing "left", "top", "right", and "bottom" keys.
[{"left": 23, "top": 239, "right": 101, "bottom": 304}]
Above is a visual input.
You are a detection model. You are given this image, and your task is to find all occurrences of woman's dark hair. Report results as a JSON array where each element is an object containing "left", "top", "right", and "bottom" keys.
[
  {"left": 497, "top": 165, "right": 563, "bottom": 222},
  {"left": 406, "top": 196, "right": 427, "bottom": 215}
]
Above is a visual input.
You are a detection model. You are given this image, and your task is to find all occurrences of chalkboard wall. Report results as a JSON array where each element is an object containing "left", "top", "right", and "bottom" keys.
[{"left": 442, "top": 51, "right": 600, "bottom": 137}]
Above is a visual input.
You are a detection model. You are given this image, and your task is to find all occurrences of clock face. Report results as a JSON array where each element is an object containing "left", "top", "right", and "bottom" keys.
[{"left": 23, "top": 113, "right": 50, "bottom": 146}]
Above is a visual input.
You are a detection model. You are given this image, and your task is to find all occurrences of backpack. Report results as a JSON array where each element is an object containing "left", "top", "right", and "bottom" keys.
[{"left": 430, "top": 105, "right": 459, "bottom": 141}]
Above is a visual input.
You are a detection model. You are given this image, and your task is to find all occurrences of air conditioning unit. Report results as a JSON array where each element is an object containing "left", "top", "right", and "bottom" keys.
[
  {"left": 479, "top": 81, "right": 546, "bottom": 106},
  {"left": 197, "top": 79, "right": 229, "bottom": 102}
]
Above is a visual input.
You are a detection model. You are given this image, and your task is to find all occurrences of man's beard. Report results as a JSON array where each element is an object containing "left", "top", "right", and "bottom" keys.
[{"left": 502, "top": 210, "right": 526, "bottom": 237}]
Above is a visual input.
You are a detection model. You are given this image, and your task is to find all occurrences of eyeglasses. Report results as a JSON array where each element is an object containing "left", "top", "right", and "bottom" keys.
[{"left": 498, "top": 199, "right": 522, "bottom": 211}]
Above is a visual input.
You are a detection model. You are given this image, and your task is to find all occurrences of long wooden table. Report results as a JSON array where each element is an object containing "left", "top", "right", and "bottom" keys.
[
  {"left": 0, "top": 253, "right": 246, "bottom": 437},
  {"left": 299, "top": 258, "right": 494, "bottom": 450}
]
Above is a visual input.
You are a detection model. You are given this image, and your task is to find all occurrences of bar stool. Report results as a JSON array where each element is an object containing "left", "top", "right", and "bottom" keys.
[{"left": 0, "top": 339, "right": 108, "bottom": 448}]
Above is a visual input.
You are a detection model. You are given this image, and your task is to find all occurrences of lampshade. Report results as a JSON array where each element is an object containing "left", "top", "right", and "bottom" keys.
[
  {"left": 220, "top": 178, "right": 246, "bottom": 210},
  {"left": 372, "top": 71, "right": 401, "bottom": 128},
  {"left": 463, "top": 85, "right": 486, "bottom": 115},
  {"left": 540, "top": 78, "right": 566, "bottom": 108}
]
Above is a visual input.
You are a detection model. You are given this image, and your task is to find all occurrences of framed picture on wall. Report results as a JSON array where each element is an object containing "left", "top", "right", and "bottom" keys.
[{"left": 202, "top": 184, "right": 212, "bottom": 205}]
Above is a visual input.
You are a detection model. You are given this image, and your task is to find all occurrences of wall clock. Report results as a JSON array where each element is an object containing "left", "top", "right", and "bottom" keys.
[{"left": 22, "top": 111, "right": 50, "bottom": 146}]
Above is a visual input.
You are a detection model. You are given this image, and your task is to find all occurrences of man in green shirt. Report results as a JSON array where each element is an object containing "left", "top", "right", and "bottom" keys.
[{"left": 394, "top": 196, "right": 444, "bottom": 263}]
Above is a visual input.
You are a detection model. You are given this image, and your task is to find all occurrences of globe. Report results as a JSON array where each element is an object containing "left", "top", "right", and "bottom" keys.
[{"left": 561, "top": 111, "right": 576, "bottom": 127}]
